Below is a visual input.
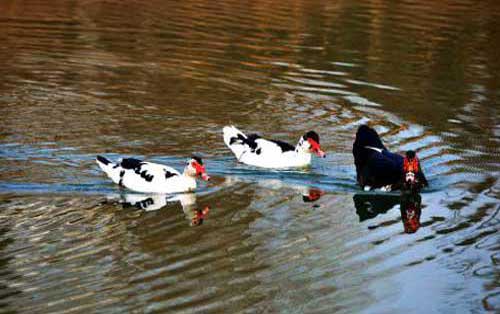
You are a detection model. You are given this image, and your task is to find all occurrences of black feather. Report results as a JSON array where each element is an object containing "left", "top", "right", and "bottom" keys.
[
  {"left": 120, "top": 158, "right": 143, "bottom": 169},
  {"left": 165, "top": 170, "right": 177, "bottom": 179},
  {"left": 406, "top": 150, "right": 416, "bottom": 159},
  {"left": 303, "top": 131, "right": 320, "bottom": 144},
  {"left": 230, "top": 132, "right": 297, "bottom": 153},
  {"left": 245, "top": 134, "right": 261, "bottom": 150},
  {"left": 268, "top": 139, "right": 295, "bottom": 152},
  {"left": 353, "top": 125, "right": 387, "bottom": 184},
  {"left": 191, "top": 156, "right": 203, "bottom": 165},
  {"left": 119, "top": 158, "right": 156, "bottom": 183},
  {"left": 96, "top": 155, "right": 111, "bottom": 165},
  {"left": 354, "top": 125, "right": 385, "bottom": 150},
  {"left": 229, "top": 133, "right": 261, "bottom": 151},
  {"left": 119, "top": 170, "right": 125, "bottom": 186},
  {"left": 140, "top": 170, "right": 154, "bottom": 182}
]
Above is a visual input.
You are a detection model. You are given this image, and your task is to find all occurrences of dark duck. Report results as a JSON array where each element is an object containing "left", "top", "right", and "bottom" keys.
[{"left": 352, "top": 125, "right": 428, "bottom": 192}]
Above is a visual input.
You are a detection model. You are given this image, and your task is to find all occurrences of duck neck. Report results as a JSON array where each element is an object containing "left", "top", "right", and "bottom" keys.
[
  {"left": 295, "top": 140, "right": 310, "bottom": 155},
  {"left": 182, "top": 168, "right": 196, "bottom": 181},
  {"left": 181, "top": 169, "right": 197, "bottom": 190}
]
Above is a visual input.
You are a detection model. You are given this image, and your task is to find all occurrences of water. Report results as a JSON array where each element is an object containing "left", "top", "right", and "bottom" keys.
[{"left": 0, "top": 0, "right": 499, "bottom": 313}]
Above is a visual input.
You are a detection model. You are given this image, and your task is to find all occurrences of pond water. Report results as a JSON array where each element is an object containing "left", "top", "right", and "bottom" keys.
[{"left": 0, "top": 0, "right": 499, "bottom": 313}]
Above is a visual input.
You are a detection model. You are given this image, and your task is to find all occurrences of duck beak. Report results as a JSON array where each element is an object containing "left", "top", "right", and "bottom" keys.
[
  {"left": 308, "top": 138, "right": 326, "bottom": 158},
  {"left": 194, "top": 163, "right": 210, "bottom": 181},
  {"left": 316, "top": 149, "right": 326, "bottom": 158}
]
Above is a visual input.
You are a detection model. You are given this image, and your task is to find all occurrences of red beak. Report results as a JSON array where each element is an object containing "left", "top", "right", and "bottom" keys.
[
  {"left": 307, "top": 138, "right": 326, "bottom": 158},
  {"left": 194, "top": 163, "right": 210, "bottom": 181}
]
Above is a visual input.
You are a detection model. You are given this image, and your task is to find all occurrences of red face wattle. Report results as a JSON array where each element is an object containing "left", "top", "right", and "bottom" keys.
[
  {"left": 192, "top": 162, "right": 210, "bottom": 181},
  {"left": 307, "top": 138, "right": 326, "bottom": 158},
  {"left": 403, "top": 158, "right": 419, "bottom": 185}
]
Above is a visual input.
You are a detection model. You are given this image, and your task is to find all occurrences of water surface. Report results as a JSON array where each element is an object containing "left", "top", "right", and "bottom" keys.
[{"left": 0, "top": 0, "right": 499, "bottom": 313}]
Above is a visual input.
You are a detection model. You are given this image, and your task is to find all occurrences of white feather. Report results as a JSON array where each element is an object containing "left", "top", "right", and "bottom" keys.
[
  {"left": 222, "top": 126, "right": 313, "bottom": 168},
  {"left": 223, "top": 125, "right": 248, "bottom": 159},
  {"left": 96, "top": 158, "right": 198, "bottom": 194}
]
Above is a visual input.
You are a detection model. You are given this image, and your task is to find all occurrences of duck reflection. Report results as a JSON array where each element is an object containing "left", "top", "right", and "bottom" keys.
[
  {"left": 247, "top": 178, "right": 325, "bottom": 203},
  {"left": 108, "top": 193, "right": 210, "bottom": 226},
  {"left": 353, "top": 192, "right": 422, "bottom": 233},
  {"left": 222, "top": 176, "right": 324, "bottom": 204},
  {"left": 400, "top": 192, "right": 422, "bottom": 233}
]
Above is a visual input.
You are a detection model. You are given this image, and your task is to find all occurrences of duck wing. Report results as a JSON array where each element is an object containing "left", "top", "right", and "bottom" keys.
[
  {"left": 360, "top": 150, "right": 403, "bottom": 188},
  {"left": 266, "top": 139, "right": 296, "bottom": 152},
  {"left": 253, "top": 137, "right": 295, "bottom": 156},
  {"left": 353, "top": 125, "right": 388, "bottom": 175},
  {"left": 223, "top": 126, "right": 258, "bottom": 158},
  {"left": 120, "top": 159, "right": 180, "bottom": 188},
  {"left": 97, "top": 156, "right": 181, "bottom": 190}
]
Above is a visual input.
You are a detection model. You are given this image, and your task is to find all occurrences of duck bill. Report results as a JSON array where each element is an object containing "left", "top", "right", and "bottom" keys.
[
  {"left": 308, "top": 138, "right": 326, "bottom": 158},
  {"left": 194, "top": 163, "right": 210, "bottom": 181},
  {"left": 315, "top": 149, "right": 326, "bottom": 158}
]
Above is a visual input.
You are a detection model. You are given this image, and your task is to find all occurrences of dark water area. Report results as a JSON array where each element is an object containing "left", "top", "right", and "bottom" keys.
[{"left": 0, "top": 0, "right": 499, "bottom": 313}]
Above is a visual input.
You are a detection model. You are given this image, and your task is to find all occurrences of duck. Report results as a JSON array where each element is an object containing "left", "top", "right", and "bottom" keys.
[
  {"left": 352, "top": 125, "right": 428, "bottom": 192},
  {"left": 96, "top": 155, "right": 210, "bottom": 194},
  {"left": 108, "top": 193, "right": 210, "bottom": 226},
  {"left": 222, "top": 125, "right": 326, "bottom": 168}
]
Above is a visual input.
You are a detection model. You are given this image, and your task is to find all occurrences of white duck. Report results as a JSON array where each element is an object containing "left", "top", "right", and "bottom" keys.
[
  {"left": 222, "top": 125, "right": 326, "bottom": 168},
  {"left": 96, "top": 155, "right": 209, "bottom": 193}
]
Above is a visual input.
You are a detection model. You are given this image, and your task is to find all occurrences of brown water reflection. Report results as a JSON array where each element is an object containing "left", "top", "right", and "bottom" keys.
[{"left": 0, "top": 0, "right": 499, "bottom": 313}]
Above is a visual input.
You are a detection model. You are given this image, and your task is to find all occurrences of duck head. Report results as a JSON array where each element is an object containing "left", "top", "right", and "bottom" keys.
[
  {"left": 185, "top": 156, "right": 210, "bottom": 181},
  {"left": 298, "top": 131, "right": 326, "bottom": 158},
  {"left": 402, "top": 150, "right": 423, "bottom": 192}
]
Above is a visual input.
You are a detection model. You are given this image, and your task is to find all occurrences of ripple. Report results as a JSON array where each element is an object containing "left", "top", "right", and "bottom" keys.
[{"left": 1, "top": 0, "right": 499, "bottom": 313}]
